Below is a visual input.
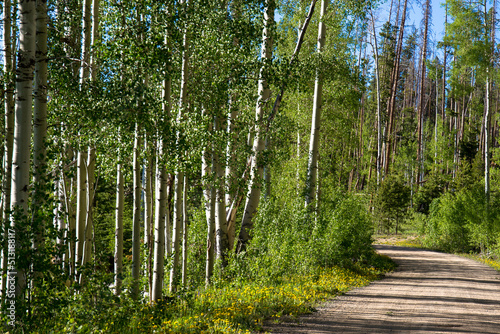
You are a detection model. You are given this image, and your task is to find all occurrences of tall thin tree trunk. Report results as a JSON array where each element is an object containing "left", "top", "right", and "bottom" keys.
[
  {"left": 144, "top": 144, "right": 153, "bottom": 295},
  {"left": 75, "top": 147, "right": 87, "bottom": 272},
  {"left": 305, "top": 0, "right": 328, "bottom": 205},
  {"left": 202, "top": 115, "right": 216, "bottom": 285},
  {"left": 384, "top": 0, "right": 408, "bottom": 175},
  {"left": 114, "top": 149, "right": 124, "bottom": 296},
  {"left": 131, "top": 123, "right": 142, "bottom": 299},
  {"left": 152, "top": 140, "right": 168, "bottom": 301},
  {"left": 170, "top": 16, "right": 189, "bottom": 292},
  {"left": 237, "top": 0, "right": 275, "bottom": 252},
  {"left": 417, "top": 0, "right": 430, "bottom": 184},
  {"left": 214, "top": 116, "right": 229, "bottom": 266},
  {"left": 152, "top": 29, "right": 172, "bottom": 300},
  {"left": 9, "top": 0, "right": 36, "bottom": 298},
  {"left": 32, "top": 0, "right": 49, "bottom": 280},
  {"left": 181, "top": 176, "right": 188, "bottom": 288},
  {"left": 170, "top": 172, "right": 183, "bottom": 293},
  {"left": 370, "top": 10, "right": 382, "bottom": 185},
  {"left": 82, "top": 148, "right": 95, "bottom": 266},
  {"left": 1, "top": 0, "right": 14, "bottom": 302}
]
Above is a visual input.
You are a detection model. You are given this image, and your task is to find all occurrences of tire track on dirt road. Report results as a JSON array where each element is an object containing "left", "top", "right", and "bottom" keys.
[{"left": 267, "top": 245, "right": 500, "bottom": 333}]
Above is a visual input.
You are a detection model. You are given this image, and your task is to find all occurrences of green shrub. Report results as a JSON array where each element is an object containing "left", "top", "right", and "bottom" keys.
[{"left": 424, "top": 185, "right": 500, "bottom": 253}]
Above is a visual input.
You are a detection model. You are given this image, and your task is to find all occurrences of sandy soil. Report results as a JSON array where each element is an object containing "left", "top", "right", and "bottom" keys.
[{"left": 265, "top": 245, "right": 500, "bottom": 333}]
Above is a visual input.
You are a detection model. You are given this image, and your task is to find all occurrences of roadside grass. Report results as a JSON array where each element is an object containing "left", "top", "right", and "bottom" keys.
[
  {"left": 374, "top": 234, "right": 425, "bottom": 248},
  {"left": 93, "top": 255, "right": 395, "bottom": 334},
  {"left": 376, "top": 234, "right": 500, "bottom": 274}
]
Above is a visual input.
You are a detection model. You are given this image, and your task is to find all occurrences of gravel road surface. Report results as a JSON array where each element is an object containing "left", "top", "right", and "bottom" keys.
[{"left": 267, "top": 245, "right": 500, "bottom": 333}]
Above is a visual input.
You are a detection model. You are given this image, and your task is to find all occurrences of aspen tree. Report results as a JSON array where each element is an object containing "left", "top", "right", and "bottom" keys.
[
  {"left": 1, "top": 0, "right": 14, "bottom": 301},
  {"left": 369, "top": 10, "right": 382, "bottom": 185},
  {"left": 237, "top": 0, "right": 317, "bottom": 251},
  {"left": 305, "top": 0, "right": 328, "bottom": 206},
  {"left": 181, "top": 176, "right": 188, "bottom": 287},
  {"left": 76, "top": 0, "right": 91, "bottom": 275},
  {"left": 170, "top": 5, "right": 189, "bottom": 292},
  {"left": 237, "top": 0, "right": 275, "bottom": 252},
  {"left": 10, "top": 0, "right": 36, "bottom": 297},
  {"left": 114, "top": 144, "right": 124, "bottom": 296},
  {"left": 152, "top": 32, "right": 171, "bottom": 301},
  {"left": 202, "top": 111, "right": 215, "bottom": 285},
  {"left": 32, "top": 0, "right": 48, "bottom": 268},
  {"left": 131, "top": 123, "right": 142, "bottom": 299},
  {"left": 83, "top": 0, "right": 100, "bottom": 267}
]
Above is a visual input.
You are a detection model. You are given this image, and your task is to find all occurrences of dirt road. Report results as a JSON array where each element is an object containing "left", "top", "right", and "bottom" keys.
[{"left": 267, "top": 245, "right": 500, "bottom": 333}]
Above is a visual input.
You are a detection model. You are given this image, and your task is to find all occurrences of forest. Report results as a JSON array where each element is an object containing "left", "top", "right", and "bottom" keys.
[{"left": 1, "top": 0, "right": 500, "bottom": 332}]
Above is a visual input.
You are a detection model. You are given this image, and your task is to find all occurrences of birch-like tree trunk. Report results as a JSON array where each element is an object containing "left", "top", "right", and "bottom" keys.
[
  {"left": 144, "top": 142, "right": 153, "bottom": 291},
  {"left": 152, "top": 140, "right": 167, "bottom": 302},
  {"left": 32, "top": 0, "right": 49, "bottom": 273},
  {"left": 81, "top": 148, "right": 95, "bottom": 266},
  {"left": 151, "top": 40, "right": 171, "bottom": 301},
  {"left": 1, "top": 0, "right": 14, "bottom": 301},
  {"left": 9, "top": 0, "right": 36, "bottom": 298},
  {"left": 202, "top": 141, "right": 216, "bottom": 285},
  {"left": 170, "top": 15, "right": 189, "bottom": 292},
  {"left": 131, "top": 123, "right": 142, "bottom": 299},
  {"left": 75, "top": 147, "right": 87, "bottom": 274},
  {"left": 305, "top": 0, "right": 328, "bottom": 206},
  {"left": 237, "top": 0, "right": 274, "bottom": 252},
  {"left": 214, "top": 116, "right": 229, "bottom": 266},
  {"left": 369, "top": 10, "right": 382, "bottom": 185},
  {"left": 76, "top": 0, "right": 91, "bottom": 278},
  {"left": 114, "top": 154, "right": 124, "bottom": 296},
  {"left": 170, "top": 171, "right": 183, "bottom": 293},
  {"left": 181, "top": 176, "right": 188, "bottom": 287}
]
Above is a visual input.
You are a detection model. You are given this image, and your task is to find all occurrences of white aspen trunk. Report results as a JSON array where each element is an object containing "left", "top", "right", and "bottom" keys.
[
  {"left": 369, "top": 10, "right": 382, "bottom": 185},
  {"left": 305, "top": 0, "right": 328, "bottom": 206},
  {"left": 144, "top": 145, "right": 153, "bottom": 294},
  {"left": 1, "top": 0, "right": 14, "bottom": 301},
  {"left": 56, "top": 176, "right": 67, "bottom": 265},
  {"left": 225, "top": 105, "right": 237, "bottom": 251},
  {"left": 165, "top": 180, "right": 172, "bottom": 258},
  {"left": 152, "top": 141, "right": 167, "bottom": 302},
  {"left": 152, "top": 43, "right": 171, "bottom": 300},
  {"left": 181, "top": 176, "right": 188, "bottom": 287},
  {"left": 75, "top": 147, "right": 87, "bottom": 272},
  {"left": 81, "top": 148, "right": 95, "bottom": 266},
  {"left": 9, "top": 0, "right": 36, "bottom": 298},
  {"left": 170, "top": 8, "right": 189, "bottom": 293},
  {"left": 91, "top": 0, "right": 99, "bottom": 81},
  {"left": 214, "top": 116, "right": 229, "bottom": 266},
  {"left": 237, "top": 0, "right": 274, "bottom": 252},
  {"left": 225, "top": 1, "right": 242, "bottom": 251},
  {"left": 81, "top": 0, "right": 91, "bottom": 81},
  {"left": 32, "top": 0, "right": 48, "bottom": 259},
  {"left": 202, "top": 143, "right": 216, "bottom": 286},
  {"left": 82, "top": 0, "right": 100, "bottom": 268},
  {"left": 76, "top": 0, "right": 91, "bottom": 278},
  {"left": 131, "top": 123, "right": 142, "bottom": 299},
  {"left": 169, "top": 171, "right": 183, "bottom": 293},
  {"left": 62, "top": 146, "right": 76, "bottom": 277},
  {"left": 114, "top": 156, "right": 124, "bottom": 296}
]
